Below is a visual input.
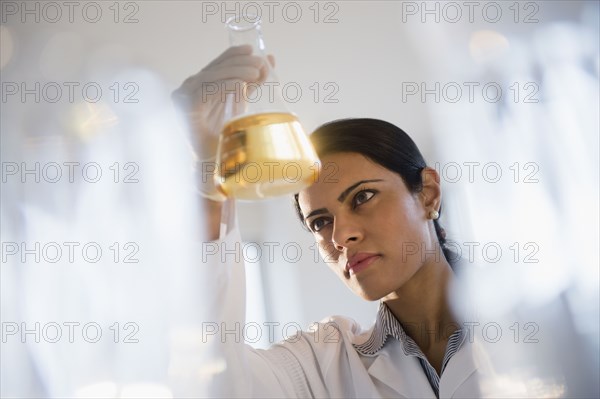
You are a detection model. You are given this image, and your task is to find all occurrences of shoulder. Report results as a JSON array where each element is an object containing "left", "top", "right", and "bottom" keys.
[
  {"left": 249, "top": 315, "right": 376, "bottom": 398},
  {"left": 269, "top": 314, "right": 376, "bottom": 360},
  {"left": 296, "top": 314, "right": 376, "bottom": 344},
  {"left": 312, "top": 314, "right": 363, "bottom": 336}
]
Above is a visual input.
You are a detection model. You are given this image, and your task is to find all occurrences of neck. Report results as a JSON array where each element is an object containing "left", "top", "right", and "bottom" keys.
[{"left": 383, "top": 257, "right": 457, "bottom": 350}]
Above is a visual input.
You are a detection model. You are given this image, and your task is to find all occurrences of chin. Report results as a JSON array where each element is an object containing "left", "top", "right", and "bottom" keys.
[{"left": 354, "top": 287, "right": 388, "bottom": 302}]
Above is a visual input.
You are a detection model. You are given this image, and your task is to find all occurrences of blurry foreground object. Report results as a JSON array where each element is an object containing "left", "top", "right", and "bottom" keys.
[
  {"left": 410, "top": 5, "right": 600, "bottom": 398},
  {"left": 0, "top": 26, "right": 212, "bottom": 395}
]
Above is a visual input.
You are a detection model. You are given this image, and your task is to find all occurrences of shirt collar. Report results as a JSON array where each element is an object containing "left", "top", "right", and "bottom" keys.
[
  {"left": 352, "top": 301, "right": 465, "bottom": 358},
  {"left": 352, "top": 301, "right": 398, "bottom": 355}
]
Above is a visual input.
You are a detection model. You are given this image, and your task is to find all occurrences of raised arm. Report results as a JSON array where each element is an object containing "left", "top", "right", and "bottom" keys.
[{"left": 169, "top": 47, "right": 327, "bottom": 397}]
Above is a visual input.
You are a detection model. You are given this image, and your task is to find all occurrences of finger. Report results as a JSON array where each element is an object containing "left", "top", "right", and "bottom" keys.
[
  {"left": 209, "top": 54, "right": 263, "bottom": 70},
  {"left": 180, "top": 48, "right": 256, "bottom": 89},
  {"left": 205, "top": 65, "right": 262, "bottom": 84},
  {"left": 205, "top": 45, "right": 253, "bottom": 69},
  {"left": 189, "top": 67, "right": 264, "bottom": 96},
  {"left": 267, "top": 54, "right": 275, "bottom": 68},
  {"left": 180, "top": 55, "right": 261, "bottom": 92},
  {"left": 182, "top": 65, "right": 261, "bottom": 94},
  {"left": 190, "top": 55, "right": 262, "bottom": 87}
]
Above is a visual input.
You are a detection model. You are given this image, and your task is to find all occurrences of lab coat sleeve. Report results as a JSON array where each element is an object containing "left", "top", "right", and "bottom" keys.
[{"left": 185, "top": 199, "right": 330, "bottom": 398}]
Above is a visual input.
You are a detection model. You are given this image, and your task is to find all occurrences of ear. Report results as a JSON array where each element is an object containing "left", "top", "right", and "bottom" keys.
[{"left": 418, "top": 167, "right": 442, "bottom": 215}]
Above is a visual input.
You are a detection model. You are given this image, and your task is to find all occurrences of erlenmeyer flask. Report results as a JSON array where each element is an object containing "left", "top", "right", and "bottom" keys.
[{"left": 215, "top": 15, "right": 321, "bottom": 200}]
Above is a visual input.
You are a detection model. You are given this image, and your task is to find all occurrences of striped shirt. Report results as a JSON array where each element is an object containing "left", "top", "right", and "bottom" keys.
[{"left": 353, "top": 302, "right": 466, "bottom": 398}]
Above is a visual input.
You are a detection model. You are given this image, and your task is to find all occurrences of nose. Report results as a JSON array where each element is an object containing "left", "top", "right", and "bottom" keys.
[{"left": 331, "top": 215, "right": 364, "bottom": 251}]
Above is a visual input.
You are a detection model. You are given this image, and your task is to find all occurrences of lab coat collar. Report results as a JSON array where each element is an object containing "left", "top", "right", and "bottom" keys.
[
  {"left": 350, "top": 301, "right": 480, "bottom": 398},
  {"left": 438, "top": 336, "right": 479, "bottom": 398},
  {"left": 356, "top": 335, "right": 479, "bottom": 398},
  {"left": 368, "top": 338, "right": 438, "bottom": 398}
]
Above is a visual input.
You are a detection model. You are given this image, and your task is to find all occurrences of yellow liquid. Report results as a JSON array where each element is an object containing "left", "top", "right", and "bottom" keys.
[{"left": 215, "top": 112, "right": 321, "bottom": 199}]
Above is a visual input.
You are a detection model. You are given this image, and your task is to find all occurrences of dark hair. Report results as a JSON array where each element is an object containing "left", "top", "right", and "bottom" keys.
[{"left": 293, "top": 118, "right": 456, "bottom": 268}]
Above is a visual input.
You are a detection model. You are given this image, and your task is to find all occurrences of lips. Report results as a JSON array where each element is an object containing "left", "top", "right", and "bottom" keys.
[{"left": 346, "top": 252, "right": 381, "bottom": 275}]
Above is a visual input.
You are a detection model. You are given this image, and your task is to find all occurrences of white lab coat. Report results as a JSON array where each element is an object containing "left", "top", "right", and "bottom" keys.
[{"left": 185, "top": 200, "right": 496, "bottom": 398}]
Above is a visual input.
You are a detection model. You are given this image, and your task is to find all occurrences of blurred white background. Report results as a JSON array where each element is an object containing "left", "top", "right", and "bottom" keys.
[{"left": 1, "top": 1, "right": 598, "bottom": 397}]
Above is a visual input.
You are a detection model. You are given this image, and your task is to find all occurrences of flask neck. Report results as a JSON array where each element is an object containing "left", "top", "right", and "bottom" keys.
[{"left": 226, "top": 16, "right": 265, "bottom": 54}]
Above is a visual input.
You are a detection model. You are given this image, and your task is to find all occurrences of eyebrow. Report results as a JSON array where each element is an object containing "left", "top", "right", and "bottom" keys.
[{"left": 304, "top": 179, "right": 384, "bottom": 221}]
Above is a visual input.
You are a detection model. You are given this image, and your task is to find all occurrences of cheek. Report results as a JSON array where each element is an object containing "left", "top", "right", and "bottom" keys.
[
  {"left": 378, "top": 197, "right": 426, "bottom": 248},
  {"left": 316, "top": 238, "right": 340, "bottom": 266}
]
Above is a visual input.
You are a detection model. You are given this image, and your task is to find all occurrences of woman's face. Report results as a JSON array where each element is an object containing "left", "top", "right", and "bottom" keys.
[{"left": 297, "top": 152, "right": 440, "bottom": 301}]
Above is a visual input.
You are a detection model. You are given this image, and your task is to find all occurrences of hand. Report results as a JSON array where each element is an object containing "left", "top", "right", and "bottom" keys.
[{"left": 172, "top": 45, "right": 275, "bottom": 159}]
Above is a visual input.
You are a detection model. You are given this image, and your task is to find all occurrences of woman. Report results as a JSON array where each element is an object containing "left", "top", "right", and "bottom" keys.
[{"left": 172, "top": 45, "right": 490, "bottom": 398}]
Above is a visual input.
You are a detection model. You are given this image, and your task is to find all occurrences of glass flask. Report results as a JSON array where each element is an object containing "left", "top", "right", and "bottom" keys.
[{"left": 214, "top": 15, "right": 321, "bottom": 200}]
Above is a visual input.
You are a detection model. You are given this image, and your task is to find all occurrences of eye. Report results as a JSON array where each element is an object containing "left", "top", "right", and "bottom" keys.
[
  {"left": 352, "top": 189, "right": 376, "bottom": 207},
  {"left": 310, "top": 217, "right": 331, "bottom": 232}
]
